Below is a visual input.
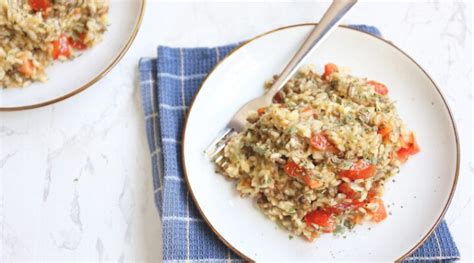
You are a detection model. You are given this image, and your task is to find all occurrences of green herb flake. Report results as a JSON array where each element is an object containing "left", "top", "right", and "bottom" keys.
[
  {"left": 344, "top": 220, "right": 355, "bottom": 230},
  {"left": 287, "top": 126, "right": 297, "bottom": 134},
  {"left": 344, "top": 115, "right": 353, "bottom": 123},
  {"left": 340, "top": 161, "right": 352, "bottom": 169},
  {"left": 369, "top": 156, "right": 378, "bottom": 164},
  {"left": 253, "top": 145, "right": 266, "bottom": 156},
  {"left": 288, "top": 235, "right": 294, "bottom": 240},
  {"left": 333, "top": 224, "right": 346, "bottom": 235}
]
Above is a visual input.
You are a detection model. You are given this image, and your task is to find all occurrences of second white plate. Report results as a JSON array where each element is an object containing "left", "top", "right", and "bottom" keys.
[{"left": 0, "top": 0, "right": 145, "bottom": 111}]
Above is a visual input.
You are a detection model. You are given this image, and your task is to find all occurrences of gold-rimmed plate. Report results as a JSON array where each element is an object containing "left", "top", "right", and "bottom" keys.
[
  {"left": 0, "top": 0, "right": 145, "bottom": 111},
  {"left": 182, "top": 24, "right": 459, "bottom": 261}
]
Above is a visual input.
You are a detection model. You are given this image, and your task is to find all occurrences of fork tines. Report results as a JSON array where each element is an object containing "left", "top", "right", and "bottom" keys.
[{"left": 205, "top": 128, "right": 237, "bottom": 161}]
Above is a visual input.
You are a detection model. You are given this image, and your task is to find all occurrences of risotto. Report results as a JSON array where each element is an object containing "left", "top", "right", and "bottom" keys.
[
  {"left": 0, "top": 0, "right": 109, "bottom": 87},
  {"left": 214, "top": 63, "right": 420, "bottom": 241}
]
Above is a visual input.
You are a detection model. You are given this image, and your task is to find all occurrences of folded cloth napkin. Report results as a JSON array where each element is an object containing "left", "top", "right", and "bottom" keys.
[{"left": 139, "top": 25, "right": 460, "bottom": 262}]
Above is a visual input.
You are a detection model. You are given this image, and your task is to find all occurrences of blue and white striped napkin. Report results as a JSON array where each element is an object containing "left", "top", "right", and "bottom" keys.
[{"left": 138, "top": 25, "right": 460, "bottom": 262}]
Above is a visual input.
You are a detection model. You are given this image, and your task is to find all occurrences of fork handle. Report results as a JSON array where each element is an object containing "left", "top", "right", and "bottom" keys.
[{"left": 264, "top": 0, "right": 357, "bottom": 102}]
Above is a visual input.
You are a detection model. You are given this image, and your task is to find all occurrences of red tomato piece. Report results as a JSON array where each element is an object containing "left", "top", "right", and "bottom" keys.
[
  {"left": 284, "top": 161, "right": 306, "bottom": 178},
  {"left": 377, "top": 120, "right": 392, "bottom": 138},
  {"left": 29, "top": 0, "right": 51, "bottom": 11},
  {"left": 257, "top": 107, "right": 265, "bottom": 116},
  {"left": 303, "top": 175, "right": 319, "bottom": 189},
  {"left": 352, "top": 212, "right": 364, "bottom": 224},
  {"left": 310, "top": 133, "right": 330, "bottom": 150},
  {"left": 52, "top": 35, "right": 71, "bottom": 59},
  {"left": 368, "top": 80, "right": 389, "bottom": 95},
  {"left": 310, "top": 133, "right": 339, "bottom": 154},
  {"left": 322, "top": 63, "right": 338, "bottom": 80},
  {"left": 367, "top": 186, "right": 379, "bottom": 201},
  {"left": 370, "top": 198, "right": 387, "bottom": 222},
  {"left": 68, "top": 33, "right": 88, "bottom": 50},
  {"left": 396, "top": 132, "right": 420, "bottom": 163},
  {"left": 396, "top": 148, "right": 410, "bottom": 163},
  {"left": 304, "top": 210, "right": 335, "bottom": 233},
  {"left": 17, "top": 55, "right": 33, "bottom": 76},
  {"left": 284, "top": 162, "right": 318, "bottom": 188},
  {"left": 407, "top": 133, "right": 420, "bottom": 154},
  {"left": 338, "top": 182, "right": 360, "bottom": 199},
  {"left": 338, "top": 159, "right": 376, "bottom": 180},
  {"left": 323, "top": 206, "right": 342, "bottom": 215}
]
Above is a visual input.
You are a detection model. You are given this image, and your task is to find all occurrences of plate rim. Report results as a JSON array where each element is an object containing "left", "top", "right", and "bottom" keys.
[
  {"left": 181, "top": 23, "right": 460, "bottom": 262},
  {"left": 0, "top": 0, "right": 147, "bottom": 112}
]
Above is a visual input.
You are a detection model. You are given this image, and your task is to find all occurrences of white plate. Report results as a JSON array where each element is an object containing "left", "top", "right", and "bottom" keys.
[
  {"left": 0, "top": 0, "right": 145, "bottom": 111},
  {"left": 182, "top": 24, "right": 459, "bottom": 261}
]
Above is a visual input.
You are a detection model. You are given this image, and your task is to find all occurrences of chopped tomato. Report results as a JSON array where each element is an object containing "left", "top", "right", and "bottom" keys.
[
  {"left": 17, "top": 55, "right": 33, "bottom": 76},
  {"left": 28, "top": 0, "right": 51, "bottom": 12},
  {"left": 352, "top": 212, "right": 364, "bottom": 224},
  {"left": 368, "top": 80, "right": 389, "bottom": 95},
  {"left": 338, "top": 182, "right": 359, "bottom": 199},
  {"left": 303, "top": 175, "right": 319, "bottom": 189},
  {"left": 370, "top": 198, "right": 387, "bottom": 222},
  {"left": 378, "top": 121, "right": 392, "bottom": 138},
  {"left": 310, "top": 133, "right": 330, "bottom": 150},
  {"left": 284, "top": 161, "right": 306, "bottom": 178},
  {"left": 338, "top": 159, "right": 376, "bottom": 180},
  {"left": 323, "top": 199, "right": 365, "bottom": 218},
  {"left": 396, "top": 132, "right": 420, "bottom": 163},
  {"left": 410, "top": 142, "right": 420, "bottom": 155},
  {"left": 407, "top": 133, "right": 420, "bottom": 153},
  {"left": 257, "top": 107, "right": 265, "bottom": 116},
  {"left": 68, "top": 33, "right": 88, "bottom": 50},
  {"left": 310, "top": 133, "right": 339, "bottom": 154},
  {"left": 52, "top": 35, "right": 71, "bottom": 59},
  {"left": 322, "top": 63, "right": 338, "bottom": 80},
  {"left": 284, "top": 161, "right": 318, "bottom": 188},
  {"left": 367, "top": 186, "right": 379, "bottom": 201},
  {"left": 304, "top": 210, "right": 335, "bottom": 232},
  {"left": 323, "top": 206, "right": 341, "bottom": 215},
  {"left": 396, "top": 148, "right": 410, "bottom": 163}
]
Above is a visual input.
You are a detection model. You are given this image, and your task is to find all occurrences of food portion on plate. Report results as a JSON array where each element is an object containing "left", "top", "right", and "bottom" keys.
[
  {"left": 213, "top": 63, "right": 419, "bottom": 241},
  {"left": 0, "top": 0, "right": 109, "bottom": 88}
]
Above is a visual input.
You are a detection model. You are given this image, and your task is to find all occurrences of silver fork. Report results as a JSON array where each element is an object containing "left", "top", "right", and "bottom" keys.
[{"left": 207, "top": 0, "right": 358, "bottom": 160}]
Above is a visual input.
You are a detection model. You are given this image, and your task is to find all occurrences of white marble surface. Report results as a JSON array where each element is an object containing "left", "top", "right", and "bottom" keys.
[{"left": 0, "top": 1, "right": 472, "bottom": 261}]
